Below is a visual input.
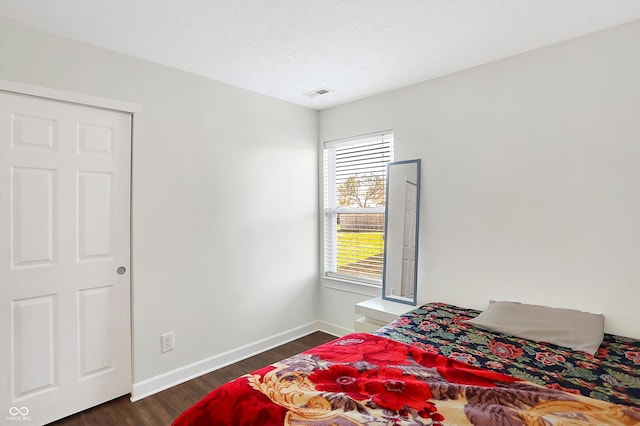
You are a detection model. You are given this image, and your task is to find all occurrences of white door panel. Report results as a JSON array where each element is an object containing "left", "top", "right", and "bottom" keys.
[
  {"left": 400, "top": 181, "right": 417, "bottom": 297},
  {"left": 78, "top": 285, "right": 116, "bottom": 378},
  {"left": 1, "top": 91, "right": 131, "bottom": 425},
  {"left": 11, "top": 167, "right": 56, "bottom": 267},
  {"left": 78, "top": 171, "right": 113, "bottom": 259},
  {"left": 12, "top": 295, "right": 57, "bottom": 398}
]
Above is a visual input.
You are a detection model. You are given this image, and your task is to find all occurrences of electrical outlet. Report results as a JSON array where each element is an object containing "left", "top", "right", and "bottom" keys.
[{"left": 161, "top": 332, "right": 175, "bottom": 353}]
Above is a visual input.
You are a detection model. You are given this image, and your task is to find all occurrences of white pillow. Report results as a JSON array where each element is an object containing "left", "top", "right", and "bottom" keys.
[{"left": 463, "top": 301, "right": 604, "bottom": 355}]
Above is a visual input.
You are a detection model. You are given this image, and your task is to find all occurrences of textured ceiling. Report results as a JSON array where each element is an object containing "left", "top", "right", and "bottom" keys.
[{"left": 1, "top": 0, "right": 640, "bottom": 110}]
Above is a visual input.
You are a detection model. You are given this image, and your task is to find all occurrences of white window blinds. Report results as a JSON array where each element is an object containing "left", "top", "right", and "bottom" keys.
[{"left": 323, "top": 131, "right": 394, "bottom": 284}]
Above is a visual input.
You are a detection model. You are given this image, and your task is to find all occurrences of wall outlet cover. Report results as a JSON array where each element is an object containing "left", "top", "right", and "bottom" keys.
[{"left": 161, "top": 332, "right": 175, "bottom": 353}]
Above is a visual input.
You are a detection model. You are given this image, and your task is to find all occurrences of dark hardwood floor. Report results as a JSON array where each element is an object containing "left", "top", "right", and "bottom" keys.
[{"left": 49, "top": 331, "right": 336, "bottom": 426}]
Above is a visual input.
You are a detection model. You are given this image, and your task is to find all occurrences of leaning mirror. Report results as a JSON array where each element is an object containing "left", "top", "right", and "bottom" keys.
[{"left": 382, "top": 159, "right": 421, "bottom": 305}]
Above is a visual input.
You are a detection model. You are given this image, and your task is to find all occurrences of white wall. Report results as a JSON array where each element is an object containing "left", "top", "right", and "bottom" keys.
[
  {"left": 319, "top": 19, "right": 640, "bottom": 339},
  {"left": 0, "top": 20, "right": 319, "bottom": 384}
]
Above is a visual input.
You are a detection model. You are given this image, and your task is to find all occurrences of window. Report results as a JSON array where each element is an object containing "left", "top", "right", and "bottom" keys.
[{"left": 323, "top": 131, "right": 394, "bottom": 284}]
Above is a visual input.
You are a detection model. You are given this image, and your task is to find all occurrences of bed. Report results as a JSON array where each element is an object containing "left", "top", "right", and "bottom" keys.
[{"left": 173, "top": 302, "right": 640, "bottom": 425}]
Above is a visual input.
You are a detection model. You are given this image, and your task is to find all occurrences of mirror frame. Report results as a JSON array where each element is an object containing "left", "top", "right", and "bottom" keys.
[{"left": 382, "top": 159, "right": 421, "bottom": 306}]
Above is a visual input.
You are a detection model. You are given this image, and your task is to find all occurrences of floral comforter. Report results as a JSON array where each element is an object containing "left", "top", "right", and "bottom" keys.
[
  {"left": 173, "top": 332, "right": 639, "bottom": 425},
  {"left": 376, "top": 302, "right": 640, "bottom": 409}
]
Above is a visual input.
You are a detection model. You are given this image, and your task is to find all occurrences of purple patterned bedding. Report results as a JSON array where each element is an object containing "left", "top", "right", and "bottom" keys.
[{"left": 375, "top": 302, "right": 640, "bottom": 409}]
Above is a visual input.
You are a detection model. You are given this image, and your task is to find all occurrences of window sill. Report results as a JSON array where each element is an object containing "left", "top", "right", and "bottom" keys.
[{"left": 322, "top": 276, "right": 382, "bottom": 297}]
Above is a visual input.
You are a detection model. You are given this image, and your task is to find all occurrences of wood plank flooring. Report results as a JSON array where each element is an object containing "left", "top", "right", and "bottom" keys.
[{"left": 49, "top": 331, "right": 336, "bottom": 426}]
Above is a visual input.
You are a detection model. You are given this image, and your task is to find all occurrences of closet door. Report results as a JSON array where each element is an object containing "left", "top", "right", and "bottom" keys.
[{"left": 0, "top": 91, "right": 132, "bottom": 424}]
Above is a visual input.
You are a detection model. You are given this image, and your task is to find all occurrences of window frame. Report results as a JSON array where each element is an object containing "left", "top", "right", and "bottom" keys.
[{"left": 322, "top": 130, "right": 394, "bottom": 287}]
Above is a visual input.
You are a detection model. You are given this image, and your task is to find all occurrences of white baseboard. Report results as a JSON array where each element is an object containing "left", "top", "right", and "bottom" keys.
[
  {"left": 131, "top": 320, "right": 339, "bottom": 401},
  {"left": 317, "top": 320, "right": 353, "bottom": 337}
]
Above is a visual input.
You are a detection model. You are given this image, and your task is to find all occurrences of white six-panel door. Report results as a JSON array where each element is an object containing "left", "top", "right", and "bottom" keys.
[{"left": 0, "top": 91, "right": 131, "bottom": 424}]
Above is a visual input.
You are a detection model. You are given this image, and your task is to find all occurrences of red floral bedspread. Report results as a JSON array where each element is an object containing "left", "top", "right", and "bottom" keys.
[
  {"left": 376, "top": 303, "right": 640, "bottom": 409},
  {"left": 173, "top": 333, "right": 639, "bottom": 425}
]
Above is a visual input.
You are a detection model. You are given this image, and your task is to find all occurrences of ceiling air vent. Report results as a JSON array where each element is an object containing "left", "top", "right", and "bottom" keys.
[{"left": 303, "top": 87, "right": 333, "bottom": 98}]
